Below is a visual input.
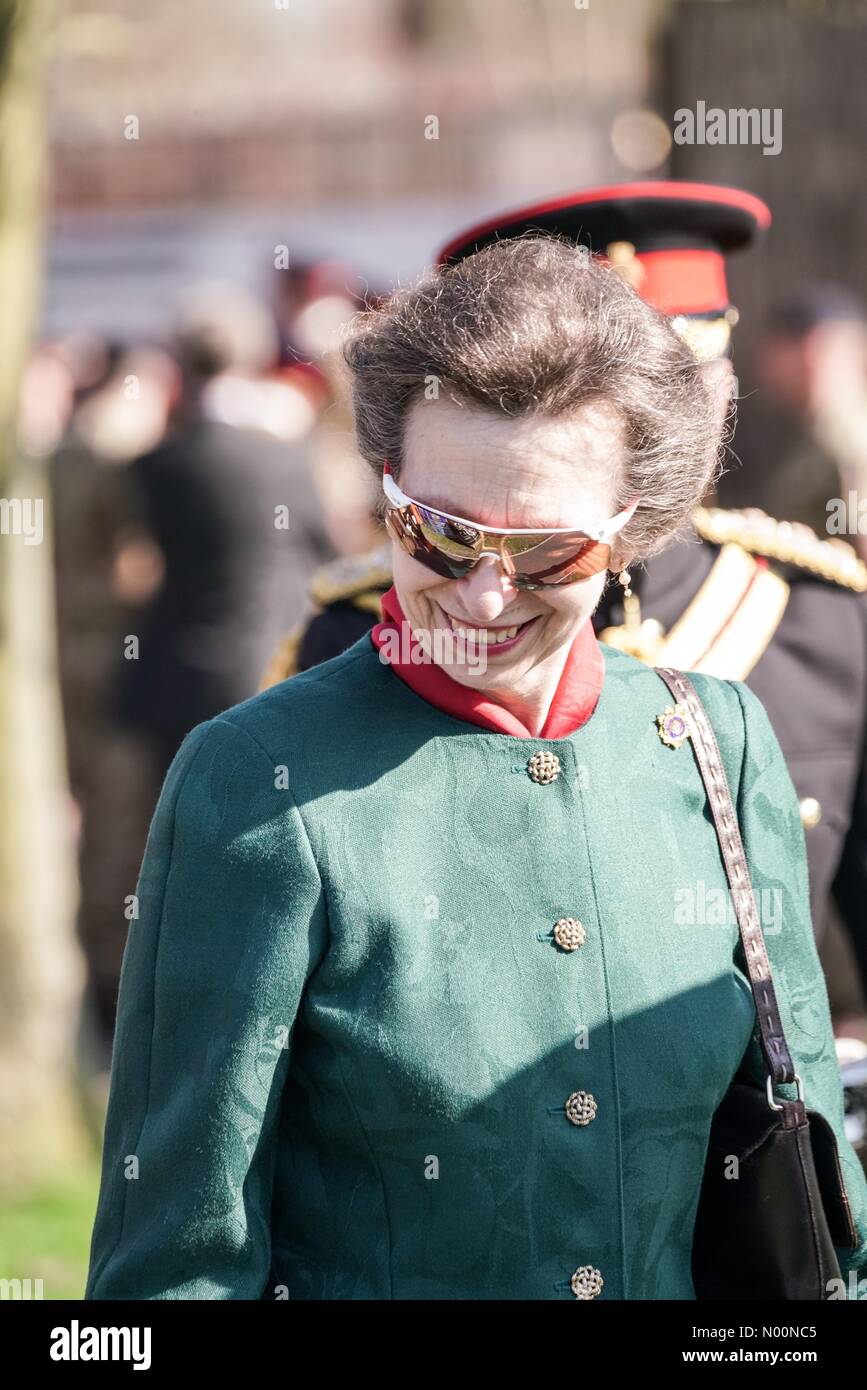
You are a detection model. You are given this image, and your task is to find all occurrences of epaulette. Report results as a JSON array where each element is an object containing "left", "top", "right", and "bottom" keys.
[
  {"left": 693, "top": 506, "right": 867, "bottom": 593},
  {"left": 308, "top": 541, "right": 393, "bottom": 614}
]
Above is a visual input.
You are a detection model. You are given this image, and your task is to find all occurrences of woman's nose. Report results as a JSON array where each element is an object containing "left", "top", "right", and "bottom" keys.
[{"left": 453, "top": 555, "right": 519, "bottom": 620}]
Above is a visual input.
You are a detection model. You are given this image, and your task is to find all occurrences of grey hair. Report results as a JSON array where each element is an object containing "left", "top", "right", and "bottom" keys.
[{"left": 342, "top": 234, "right": 726, "bottom": 559}]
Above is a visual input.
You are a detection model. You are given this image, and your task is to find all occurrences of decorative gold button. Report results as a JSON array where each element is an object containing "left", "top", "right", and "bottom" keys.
[
  {"left": 799, "top": 796, "right": 822, "bottom": 830},
  {"left": 553, "top": 917, "right": 586, "bottom": 951},
  {"left": 570, "top": 1265, "right": 604, "bottom": 1300},
  {"left": 527, "top": 750, "right": 560, "bottom": 784},
  {"left": 565, "top": 1090, "right": 597, "bottom": 1125}
]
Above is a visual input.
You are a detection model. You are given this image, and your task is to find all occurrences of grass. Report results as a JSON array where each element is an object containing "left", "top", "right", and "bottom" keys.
[{"left": 0, "top": 1156, "right": 101, "bottom": 1300}]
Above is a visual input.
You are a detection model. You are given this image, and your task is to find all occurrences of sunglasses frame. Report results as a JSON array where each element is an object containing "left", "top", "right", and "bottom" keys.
[
  {"left": 381, "top": 462, "right": 639, "bottom": 589},
  {"left": 383, "top": 464, "right": 638, "bottom": 540}
]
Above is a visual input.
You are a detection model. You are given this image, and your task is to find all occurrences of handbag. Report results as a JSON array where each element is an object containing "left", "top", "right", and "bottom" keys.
[{"left": 655, "top": 667, "right": 860, "bottom": 1300}]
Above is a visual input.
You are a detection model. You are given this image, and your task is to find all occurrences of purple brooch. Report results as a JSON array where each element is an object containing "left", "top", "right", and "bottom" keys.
[{"left": 657, "top": 703, "right": 692, "bottom": 749}]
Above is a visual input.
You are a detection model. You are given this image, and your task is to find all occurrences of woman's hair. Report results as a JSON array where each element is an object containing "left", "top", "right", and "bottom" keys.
[{"left": 342, "top": 234, "right": 727, "bottom": 559}]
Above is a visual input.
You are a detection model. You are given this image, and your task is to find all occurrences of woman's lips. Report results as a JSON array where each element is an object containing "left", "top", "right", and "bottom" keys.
[{"left": 437, "top": 606, "right": 542, "bottom": 655}]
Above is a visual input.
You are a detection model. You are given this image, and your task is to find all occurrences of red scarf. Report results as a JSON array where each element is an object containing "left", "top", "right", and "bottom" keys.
[{"left": 369, "top": 585, "right": 604, "bottom": 738}]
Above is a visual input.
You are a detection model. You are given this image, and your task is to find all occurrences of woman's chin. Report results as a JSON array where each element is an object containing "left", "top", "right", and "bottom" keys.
[{"left": 441, "top": 636, "right": 569, "bottom": 692}]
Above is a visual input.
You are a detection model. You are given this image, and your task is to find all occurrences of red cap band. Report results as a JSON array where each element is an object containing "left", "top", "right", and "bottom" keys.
[{"left": 636, "top": 248, "right": 729, "bottom": 316}]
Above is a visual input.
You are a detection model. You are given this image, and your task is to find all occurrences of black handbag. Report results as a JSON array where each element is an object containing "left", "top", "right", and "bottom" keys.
[{"left": 655, "top": 667, "right": 860, "bottom": 1300}]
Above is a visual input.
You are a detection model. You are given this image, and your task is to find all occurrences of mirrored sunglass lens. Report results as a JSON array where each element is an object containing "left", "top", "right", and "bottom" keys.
[
  {"left": 387, "top": 508, "right": 476, "bottom": 577},
  {"left": 388, "top": 506, "right": 611, "bottom": 586},
  {"left": 510, "top": 536, "right": 611, "bottom": 585},
  {"left": 415, "top": 505, "right": 483, "bottom": 556}
]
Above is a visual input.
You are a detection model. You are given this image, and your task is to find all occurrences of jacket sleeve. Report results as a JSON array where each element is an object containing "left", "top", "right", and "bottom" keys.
[
  {"left": 724, "top": 677, "right": 867, "bottom": 1295},
  {"left": 84, "top": 716, "right": 329, "bottom": 1300}
]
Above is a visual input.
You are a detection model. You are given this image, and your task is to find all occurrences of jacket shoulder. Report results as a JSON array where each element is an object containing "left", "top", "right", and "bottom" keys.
[
  {"left": 600, "top": 645, "right": 780, "bottom": 803},
  {"left": 601, "top": 641, "right": 748, "bottom": 717},
  {"left": 307, "top": 542, "right": 392, "bottom": 608},
  {"left": 690, "top": 671, "right": 785, "bottom": 779},
  {"left": 202, "top": 636, "right": 386, "bottom": 760}
]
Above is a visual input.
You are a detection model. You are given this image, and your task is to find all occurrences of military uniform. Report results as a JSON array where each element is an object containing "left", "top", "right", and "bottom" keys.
[{"left": 436, "top": 178, "right": 867, "bottom": 1004}]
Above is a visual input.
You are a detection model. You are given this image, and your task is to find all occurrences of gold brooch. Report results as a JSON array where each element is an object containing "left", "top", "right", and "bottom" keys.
[{"left": 656, "top": 703, "right": 692, "bottom": 749}]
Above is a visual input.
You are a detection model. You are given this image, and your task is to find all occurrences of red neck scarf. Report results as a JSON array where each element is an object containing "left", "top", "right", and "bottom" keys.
[{"left": 369, "top": 585, "right": 604, "bottom": 739}]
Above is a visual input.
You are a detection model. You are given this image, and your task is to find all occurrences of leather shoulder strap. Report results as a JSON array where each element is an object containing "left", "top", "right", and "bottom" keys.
[{"left": 655, "top": 666, "right": 795, "bottom": 1087}]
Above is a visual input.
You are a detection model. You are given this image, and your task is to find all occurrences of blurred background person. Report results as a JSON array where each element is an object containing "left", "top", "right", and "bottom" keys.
[
  {"left": 721, "top": 285, "right": 867, "bottom": 557},
  {"left": 112, "top": 283, "right": 333, "bottom": 786},
  {"left": 272, "top": 256, "right": 383, "bottom": 559},
  {"left": 47, "top": 334, "right": 176, "bottom": 1072},
  {"left": 258, "top": 261, "right": 389, "bottom": 681}
]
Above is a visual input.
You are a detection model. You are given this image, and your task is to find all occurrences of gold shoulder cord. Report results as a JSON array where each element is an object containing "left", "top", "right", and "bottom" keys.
[
  {"left": 309, "top": 542, "right": 393, "bottom": 607},
  {"left": 693, "top": 507, "right": 867, "bottom": 592},
  {"left": 601, "top": 510, "right": 866, "bottom": 680}
]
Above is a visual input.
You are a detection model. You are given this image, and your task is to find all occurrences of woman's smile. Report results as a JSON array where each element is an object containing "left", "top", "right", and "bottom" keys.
[{"left": 434, "top": 600, "right": 543, "bottom": 654}]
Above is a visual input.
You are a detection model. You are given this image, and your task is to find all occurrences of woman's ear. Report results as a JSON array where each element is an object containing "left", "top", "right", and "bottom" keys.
[{"left": 609, "top": 543, "right": 636, "bottom": 574}]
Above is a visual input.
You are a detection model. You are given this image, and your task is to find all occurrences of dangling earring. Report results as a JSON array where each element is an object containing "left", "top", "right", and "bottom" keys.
[{"left": 618, "top": 568, "right": 641, "bottom": 633}]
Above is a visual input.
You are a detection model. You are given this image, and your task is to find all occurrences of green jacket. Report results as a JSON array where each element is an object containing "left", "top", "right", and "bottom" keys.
[{"left": 85, "top": 638, "right": 867, "bottom": 1300}]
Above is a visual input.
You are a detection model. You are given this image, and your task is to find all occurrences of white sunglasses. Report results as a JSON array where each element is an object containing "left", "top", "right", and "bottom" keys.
[{"left": 381, "top": 463, "right": 638, "bottom": 589}]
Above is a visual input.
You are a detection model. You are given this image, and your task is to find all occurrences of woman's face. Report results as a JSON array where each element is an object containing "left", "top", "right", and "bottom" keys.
[{"left": 391, "top": 394, "right": 630, "bottom": 694}]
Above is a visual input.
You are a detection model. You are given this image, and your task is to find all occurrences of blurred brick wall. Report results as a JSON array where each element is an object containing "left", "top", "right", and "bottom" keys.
[{"left": 50, "top": 0, "right": 668, "bottom": 211}]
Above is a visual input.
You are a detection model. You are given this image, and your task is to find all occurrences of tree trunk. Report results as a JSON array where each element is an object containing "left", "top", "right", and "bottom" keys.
[{"left": 0, "top": 0, "right": 89, "bottom": 1190}]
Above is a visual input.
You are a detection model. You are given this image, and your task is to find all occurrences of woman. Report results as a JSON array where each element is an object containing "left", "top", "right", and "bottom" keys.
[{"left": 85, "top": 237, "right": 867, "bottom": 1300}]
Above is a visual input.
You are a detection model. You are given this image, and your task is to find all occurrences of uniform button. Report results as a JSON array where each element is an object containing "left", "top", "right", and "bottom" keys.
[
  {"left": 570, "top": 1265, "right": 604, "bottom": 1300},
  {"left": 553, "top": 917, "right": 586, "bottom": 951},
  {"left": 799, "top": 796, "right": 822, "bottom": 829},
  {"left": 565, "top": 1090, "right": 597, "bottom": 1125},
  {"left": 527, "top": 750, "right": 560, "bottom": 784}
]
